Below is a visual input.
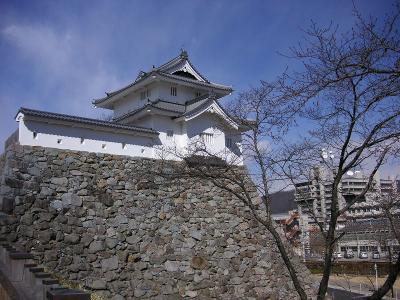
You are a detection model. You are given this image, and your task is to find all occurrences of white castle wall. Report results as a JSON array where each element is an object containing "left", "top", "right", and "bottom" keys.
[
  {"left": 16, "top": 114, "right": 242, "bottom": 164},
  {"left": 18, "top": 118, "right": 156, "bottom": 158}
]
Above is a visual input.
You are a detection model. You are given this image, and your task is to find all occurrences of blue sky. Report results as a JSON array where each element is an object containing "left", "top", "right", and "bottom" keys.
[{"left": 0, "top": 0, "right": 397, "bottom": 177}]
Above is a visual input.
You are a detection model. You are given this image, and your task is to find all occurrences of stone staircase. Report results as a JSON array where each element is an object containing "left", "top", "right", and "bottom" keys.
[{"left": 0, "top": 238, "right": 91, "bottom": 300}]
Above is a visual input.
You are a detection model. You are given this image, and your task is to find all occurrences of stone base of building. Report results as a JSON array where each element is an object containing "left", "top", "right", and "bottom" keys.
[{"left": 0, "top": 144, "right": 315, "bottom": 299}]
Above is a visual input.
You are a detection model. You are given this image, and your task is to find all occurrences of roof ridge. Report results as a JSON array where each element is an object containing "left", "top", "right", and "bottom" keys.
[
  {"left": 18, "top": 107, "right": 158, "bottom": 134},
  {"left": 185, "top": 93, "right": 210, "bottom": 106},
  {"left": 153, "top": 52, "right": 183, "bottom": 72},
  {"left": 158, "top": 72, "right": 232, "bottom": 90}
]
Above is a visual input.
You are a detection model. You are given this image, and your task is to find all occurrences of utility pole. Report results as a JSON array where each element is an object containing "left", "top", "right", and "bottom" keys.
[{"left": 374, "top": 263, "right": 378, "bottom": 291}]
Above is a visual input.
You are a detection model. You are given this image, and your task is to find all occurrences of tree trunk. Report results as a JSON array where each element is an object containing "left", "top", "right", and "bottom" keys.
[
  {"left": 317, "top": 233, "right": 334, "bottom": 300},
  {"left": 269, "top": 225, "right": 309, "bottom": 300}
]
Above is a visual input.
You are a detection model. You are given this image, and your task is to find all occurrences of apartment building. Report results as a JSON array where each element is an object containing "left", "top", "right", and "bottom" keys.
[
  {"left": 295, "top": 167, "right": 397, "bottom": 225},
  {"left": 295, "top": 166, "right": 398, "bottom": 256}
]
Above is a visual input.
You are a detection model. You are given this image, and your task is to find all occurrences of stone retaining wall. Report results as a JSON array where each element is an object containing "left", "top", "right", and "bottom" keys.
[{"left": 0, "top": 144, "right": 314, "bottom": 299}]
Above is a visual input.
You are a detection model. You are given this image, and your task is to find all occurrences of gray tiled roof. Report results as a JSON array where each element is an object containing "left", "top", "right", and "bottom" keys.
[
  {"left": 153, "top": 51, "right": 210, "bottom": 83},
  {"left": 93, "top": 51, "right": 232, "bottom": 106},
  {"left": 157, "top": 72, "right": 232, "bottom": 91},
  {"left": 93, "top": 70, "right": 232, "bottom": 105},
  {"left": 113, "top": 99, "right": 186, "bottom": 122},
  {"left": 114, "top": 94, "right": 213, "bottom": 123},
  {"left": 113, "top": 92, "right": 237, "bottom": 128},
  {"left": 18, "top": 107, "right": 159, "bottom": 135}
]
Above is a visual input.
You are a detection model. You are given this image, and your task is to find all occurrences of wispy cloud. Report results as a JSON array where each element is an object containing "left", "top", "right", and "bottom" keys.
[
  {"left": 2, "top": 25, "right": 74, "bottom": 73},
  {"left": 0, "top": 23, "right": 124, "bottom": 144}
]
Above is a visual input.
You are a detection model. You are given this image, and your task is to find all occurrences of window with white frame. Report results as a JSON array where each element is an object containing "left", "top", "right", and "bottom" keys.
[
  {"left": 166, "top": 130, "right": 174, "bottom": 140},
  {"left": 140, "top": 91, "right": 146, "bottom": 100},
  {"left": 200, "top": 132, "right": 214, "bottom": 144},
  {"left": 171, "top": 86, "right": 177, "bottom": 96}
]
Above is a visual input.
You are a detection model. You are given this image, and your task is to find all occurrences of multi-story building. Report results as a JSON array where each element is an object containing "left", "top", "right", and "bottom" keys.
[
  {"left": 295, "top": 166, "right": 398, "bottom": 256},
  {"left": 295, "top": 167, "right": 397, "bottom": 225},
  {"left": 337, "top": 218, "right": 400, "bottom": 257}
]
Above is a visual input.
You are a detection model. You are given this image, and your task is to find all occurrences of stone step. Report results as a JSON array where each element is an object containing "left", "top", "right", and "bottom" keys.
[
  {"left": 26, "top": 267, "right": 45, "bottom": 287},
  {"left": 2, "top": 247, "right": 18, "bottom": 273},
  {"left": 32, "top": 272, "right": 52, "bottom": 300},
  {"left": 42, "top": 280, "right": 60, "bottom": 300},
  {"left": 46, "top": 288, "right": 91, "bottom": 300},
  {"left": 8, "top": 252, "right": 35, "bottom": 282},
  {"left": 22, "top": 263, "right": 38, "bottom": 285},
  {"left": 0, "top": 242, "right": 91, "bottom": 300}
]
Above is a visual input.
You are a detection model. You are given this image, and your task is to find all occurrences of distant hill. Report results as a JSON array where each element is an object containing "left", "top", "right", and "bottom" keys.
[{"left": 270, "top": 190, "right": 297, "bottom": 214}]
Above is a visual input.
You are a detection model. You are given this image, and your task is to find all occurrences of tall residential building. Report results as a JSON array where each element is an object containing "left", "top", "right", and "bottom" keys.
[
  {"left": 295, "top": 167, "right": 397, "bottom": 225},
  {"left": 295, "top": 166, "right": 398, "bottom": 255}
]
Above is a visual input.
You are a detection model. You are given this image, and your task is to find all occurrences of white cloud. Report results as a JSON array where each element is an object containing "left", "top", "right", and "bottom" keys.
[
  {"left": 1, "top": 24, "right": 122, "bottom": 117},
  {"left": 2, "top": 25, "right": 73, "bottom": 73},
  {"left": 0, "top": 23, "right": 128, "bottom": 148}
]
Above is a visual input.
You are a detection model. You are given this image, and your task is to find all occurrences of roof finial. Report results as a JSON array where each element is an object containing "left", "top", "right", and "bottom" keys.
[{"left": 180, "top": 47, "right": 188, "bottom": 58}]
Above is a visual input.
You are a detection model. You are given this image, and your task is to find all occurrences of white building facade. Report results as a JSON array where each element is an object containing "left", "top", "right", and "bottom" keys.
[{"left": 14, "top": 51, "right": 246, "bottom": 163}]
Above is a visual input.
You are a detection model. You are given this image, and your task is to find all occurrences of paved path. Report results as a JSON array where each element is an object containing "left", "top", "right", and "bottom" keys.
[{"left": 328, "top": 287, "right": 365, "bottom": 300}]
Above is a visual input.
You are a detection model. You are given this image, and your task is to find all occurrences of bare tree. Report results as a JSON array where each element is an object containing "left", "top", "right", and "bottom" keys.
[
  {"left": 152, "top": 81, "right": 311, "bottom": 299},
  {"left": 153, "top": 4, "right": 400, "bottom": 300},
  {"left": 277, "top": 4, "right": 400, "bottom": 299}
]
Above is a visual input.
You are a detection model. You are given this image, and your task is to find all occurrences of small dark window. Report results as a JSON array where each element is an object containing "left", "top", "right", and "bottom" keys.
[
  {"left": 225, "top": 137, "right": 233, "bottom": 148},
  {"left": 171, "top": 87, "right": 177, "bottom": 96},
  {"left": 80, "top": 138, "right": 85, "bottom": 144},
  {"left": 140, "top": 91, "right": 146, "bottom": 100},
  {"left": 33, "top": 132, "right": 38, "bottom": 139},
  {"left": 57, "top": 139, "right": 62, "bottom": 144},
  {"left": 195, "top": 91, "right": 201, "bottom": 97},
  {"left": 102, "top": 144, "right": 106, "bottom": 149},
  {"left": 166, "top": 130, "right": 173, "bottom": 140}
]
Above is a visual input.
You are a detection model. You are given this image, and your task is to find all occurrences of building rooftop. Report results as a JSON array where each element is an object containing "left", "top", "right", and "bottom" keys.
[
  {"left": 93, "top": 51, "right": 233, "bottom": 107},
  {"left": 17, "top": 107, "right": 159, "bottom": 136}
]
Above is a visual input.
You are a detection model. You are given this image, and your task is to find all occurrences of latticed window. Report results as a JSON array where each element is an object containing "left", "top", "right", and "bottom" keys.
[
  {"left": 200, "top": 132, "right": 213, "bottom": 144},
  {"left": 171, "top": 86, "right": 177, "bottom": 96},
  {"left": 225, "top": 136, "right": 233, "bottom": 148}
]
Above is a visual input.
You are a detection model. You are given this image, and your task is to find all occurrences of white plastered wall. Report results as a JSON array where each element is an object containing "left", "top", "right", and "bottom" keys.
[
  {"left": 112, "top": 82, "right": 206, "bottom": 119},
  {"left": 18, "top": 115, "right": 157, "bottom": 158},
  {"left": 185, "top": 113, "right": 243, "bottom": 165}
]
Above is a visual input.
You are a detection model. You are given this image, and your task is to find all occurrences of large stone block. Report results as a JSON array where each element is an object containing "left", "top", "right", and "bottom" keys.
[{"left": 101, "top": 256, "right": 119, "bottom": 272}]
